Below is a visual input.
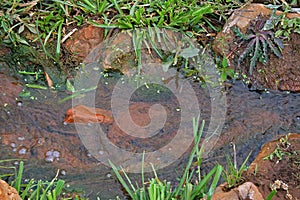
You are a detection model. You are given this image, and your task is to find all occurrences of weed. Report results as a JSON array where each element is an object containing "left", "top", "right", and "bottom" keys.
[
  {"left": 222, "top": 143, "right": 252, "bottom": 190},
  {"left": 264, "top": 134, "right": 300, "bottom": 165},
  {"left": 217, "top": 56, "right": 235, "bottom": 82},
  {"left": 275, "top": 15, "right": 300, "bottom": 39},
  {"left": 263, "top": 6, "right": 300, "bottom": 40},
  {"left": 233, "top": 15, "right": 284, "bottom": 75}
]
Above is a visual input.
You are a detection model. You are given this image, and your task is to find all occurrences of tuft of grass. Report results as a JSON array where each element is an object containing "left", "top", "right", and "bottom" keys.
[
  {"left": 222, "top": 143, "right": 252, "bottom": 190},
  {"left": 110, "top": 116, "right": 223, "bottom": 200},
  {"left": 0, "top": 160, "right": 85, "bottom": 200}
]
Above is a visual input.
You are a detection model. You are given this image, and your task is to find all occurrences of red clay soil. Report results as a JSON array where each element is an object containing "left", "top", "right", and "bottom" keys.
[{"left": 244, "top": 133, "right": 300, "bottom": 200}]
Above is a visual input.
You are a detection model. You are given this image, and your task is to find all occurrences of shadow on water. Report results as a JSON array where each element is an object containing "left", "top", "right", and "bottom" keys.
[{"left": 0, "top": 62, "right": 299, "bottom": 199}]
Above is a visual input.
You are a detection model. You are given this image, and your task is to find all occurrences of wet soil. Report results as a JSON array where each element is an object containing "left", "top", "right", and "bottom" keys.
[{"left": 244, "top": 133, "right": 300, "bottom": 200}]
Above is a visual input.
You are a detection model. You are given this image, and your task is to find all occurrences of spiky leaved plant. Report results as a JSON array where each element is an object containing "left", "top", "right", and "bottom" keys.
[{"left": 233, "top": 15, "right": 284, "bottom": 75}]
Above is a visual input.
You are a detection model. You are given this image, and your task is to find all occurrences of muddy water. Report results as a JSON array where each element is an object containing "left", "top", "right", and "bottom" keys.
[{"left": 0, "top": 62, "right": 299, "bottom": 199}]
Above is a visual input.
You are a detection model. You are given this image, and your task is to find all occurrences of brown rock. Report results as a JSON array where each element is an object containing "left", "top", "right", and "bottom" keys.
[
  {"left": 212, "top": 182, "right": 264, "bottom": 200},
  {"left": 0, "top": 73, "right": 22, "bottom": 106},
  {"left": 64, "top": 21, "right": 104, "bottom": 60},
  {"left": 83, "top": 29, "right": 182, "bottom": 76},
  {"left": 0, "top": 180, "right": 22, "bottom": 200}
]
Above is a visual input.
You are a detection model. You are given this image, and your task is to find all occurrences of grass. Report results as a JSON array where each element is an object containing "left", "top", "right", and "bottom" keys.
[
  {"left": 222, "top": 143, "right": 252, "bottom": 190},
  {"left": 0, "top": 0, "right": 247, "bottom": 92},
  {"left": 0, "top": 159, "right": 76, "bottom": 200},
  {"left": 110, "top": 116, "right": 223, "bottom": 200},
  {"left": 1, "top": 0, "right": 298, "bottom": 91}
]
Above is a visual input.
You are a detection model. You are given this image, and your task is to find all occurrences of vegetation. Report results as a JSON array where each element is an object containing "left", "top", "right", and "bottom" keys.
[
  {"left": 1, "top": 0, "right": 298, "bottom": 87},
  {"left": 0, "top": 159, "right": 82, "bottom": 200},
  {"left": 0, "top": 0, "right": 242, "bottom": 91},
  {"left": 233, "top": 15, "right": 284, "bottom": 75},
  {"left": 221, "top": 143, "right": 252, "bottom": 190},
  {"left": 264, "top": 134, "right": 300, "bottom": 165}
]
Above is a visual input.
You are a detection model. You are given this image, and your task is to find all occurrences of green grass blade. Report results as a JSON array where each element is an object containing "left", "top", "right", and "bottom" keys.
[
  {"left": 174, "top": 118, "right": 205, "bottom": 196},
  {"left": 53, "top": 179, "right": 65, "bottom": 197},
  {"left": 238, "top": 151, "right": 252, "bottom": 175},
  {"left": 20, "top": 179, "right": 35, "bottom": 199},
  {"left": 109, "top": 160, "right": 135, "bottom": 198},
  {"left": 112, "top": 0, "right": 123, "bottom": 15},
  {"left": 14, "top": 161, "right": 23, "bottom": 193},
  {"left": 56, "top": 20, "right": 63, "bottom": 60},
  {"left": 266, "top": 189, "right": 277, "bottom": 200},
  {"left": 207, "top": 164, "right": 223, "bottom": 199},
  {"left": 191, "top": 165, "right": 218, "bottom": 198}
]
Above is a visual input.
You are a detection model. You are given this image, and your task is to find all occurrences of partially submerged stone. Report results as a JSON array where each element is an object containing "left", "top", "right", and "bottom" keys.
[
  {"left": 0, "top": 180, "right": 21, "bottom": 200},
  {"left": 64, "top": 105, "right": 113, "bottom": 124}
]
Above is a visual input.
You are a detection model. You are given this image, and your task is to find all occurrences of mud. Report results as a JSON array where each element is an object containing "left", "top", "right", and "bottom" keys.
[{"left": 245, "top": 133, "right": 300, "bottom": 200}]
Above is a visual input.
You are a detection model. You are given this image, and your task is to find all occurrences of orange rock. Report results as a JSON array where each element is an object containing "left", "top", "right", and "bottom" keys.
[
  {"left": 64, "top": 21, "right": 104, "bottom": 60},
  {"left": 64, "top": 105, "right": 113, "bottom": 124},
  {"left": 212, "top": 182, "right": 264, "bottom": 200},
  {"left": 0, "top": 180, "right": 22, "bottom": 200}
]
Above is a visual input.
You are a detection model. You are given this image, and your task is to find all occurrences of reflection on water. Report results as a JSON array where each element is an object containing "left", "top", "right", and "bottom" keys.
[{"left": 0, "top": 64, "right": 299, "bottom": 199}]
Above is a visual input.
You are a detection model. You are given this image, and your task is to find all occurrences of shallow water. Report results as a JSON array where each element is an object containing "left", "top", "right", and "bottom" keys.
[{"left": 0, "top": 62, "right": 299, "bottom": 199}]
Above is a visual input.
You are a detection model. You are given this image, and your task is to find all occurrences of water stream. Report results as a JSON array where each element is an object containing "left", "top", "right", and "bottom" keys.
[{"left": 0, "top": 62, "right": 299, "bottom": 199}]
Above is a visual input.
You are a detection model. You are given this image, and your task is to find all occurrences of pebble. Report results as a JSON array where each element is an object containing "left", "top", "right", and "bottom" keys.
[
  {"left": 18, "top": 147, "right": 27, "bottom": 155},
  {"left": 45, "top": 149, "right": 61, "bottom": 162}
]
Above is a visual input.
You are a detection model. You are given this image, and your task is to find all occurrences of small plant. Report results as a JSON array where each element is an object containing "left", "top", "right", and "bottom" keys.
[
  {"left": 217, "top": 56, "right": 235, "bottom": 82},
  {"left": 222, "top": 143, "right": 252, "bottom": 190},
  {"left": 264, "top": 134, "right": 300, "bottom": 165},
  {"left": 233, "top": 15, "right": 284, "bottom": 75},
  {"left": 263, "top": 6, "right": 300, "bottom": 40},
  {"left": 275, "top": 15, "right": 300, "bottom": 39}
]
